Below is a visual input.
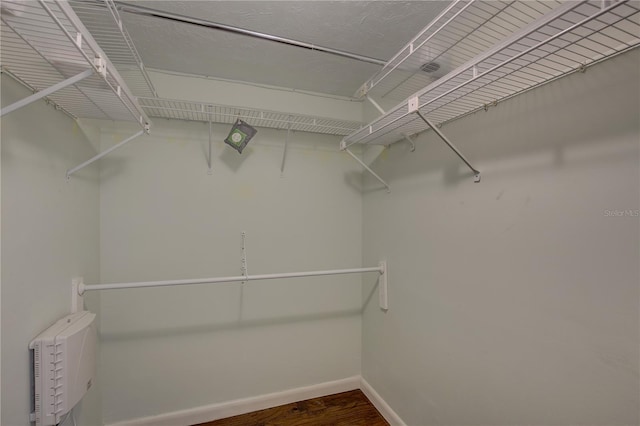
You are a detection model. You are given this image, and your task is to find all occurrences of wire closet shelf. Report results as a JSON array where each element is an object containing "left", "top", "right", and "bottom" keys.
[
  {"left": 0, "top": 0, "right": 150, "bottom": 126},
  {"left": 344, "top": 0, "right": 640, "bottom": 148},
  {"left": 138, "top": 97, "right": 363, "bottom": 136},
  {"left": 67, "top": 0, "right": 157, "bottom": 97},
  {"left": 356, "top": 0, "right": 564, "bottom": 101}
]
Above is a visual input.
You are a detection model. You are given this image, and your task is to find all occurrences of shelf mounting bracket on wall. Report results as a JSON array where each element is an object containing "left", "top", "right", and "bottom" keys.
[
  {"left": 241, "top": 231, "right": 249, "bottom": 284},
  {"left": 402, "top": 134, "right": 416, "bottom": 152},
  {"left": 0, "top": 69, "right": 94, "bottom": 117},
  {"left": 280, "top": 119, "right": 292, "bottom": 175},
  {"left": 365, "top": 95, "right": 386, "bottom": 116},
  {"left": 66, "top": 126, "right": 149, "bottom": 179},
  {"left": 71, "top": 277, "right": 84, "bottom": 313},
  {"left": 340, "top": 142, "right": 390, "bottom": 193},
  {"left": 207, "top": 107, "right": 213, "bottom": 175},
  {"left": 411, "top": 98, "right": 480, "bottom": 183}
]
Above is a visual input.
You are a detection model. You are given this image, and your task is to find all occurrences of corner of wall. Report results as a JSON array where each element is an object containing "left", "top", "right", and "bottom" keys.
[{"left": 1, "top": 76, "right": 103, "bottom": 426}]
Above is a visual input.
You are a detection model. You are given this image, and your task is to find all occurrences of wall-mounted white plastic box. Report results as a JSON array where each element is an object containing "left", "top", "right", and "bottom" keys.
[{"left": 29, "top": 311, "right": 97, "bottom": 426}]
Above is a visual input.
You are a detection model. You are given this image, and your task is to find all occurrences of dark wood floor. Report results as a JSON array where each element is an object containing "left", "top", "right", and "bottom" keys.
[{"left": 195, "top": 390, "right": 389, "bottom": 426}]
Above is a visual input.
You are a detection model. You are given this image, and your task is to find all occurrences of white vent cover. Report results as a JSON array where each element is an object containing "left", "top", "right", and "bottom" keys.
[{"left": 29, "top": 311, "right": 97, "bottom": 426}]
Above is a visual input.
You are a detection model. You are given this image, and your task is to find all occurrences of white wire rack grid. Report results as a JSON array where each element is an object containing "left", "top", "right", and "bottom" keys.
[
  {"left": 68, "top": 0, "right": 157, "bottom": 97},
  {"left": 357, "top": 0, "right": 563, "bottom": 101},
  {"left": 1, "top": 0, "right": 150, "bottom": 125},
  {"left": 138, "top": 97, "right": 363, "bottom": 136},
  {"left": 345, "top": 0, "right": 640, "bottom": 147}
]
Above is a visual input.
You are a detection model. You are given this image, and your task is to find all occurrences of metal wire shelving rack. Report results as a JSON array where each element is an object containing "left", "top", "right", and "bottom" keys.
[
  {"left": 138, "top": 97, "right": 362, "bottom": 137},
  {"left": 0, "top": 0, "right": 150, "bottom": 125},
  {"left": 345, "top": 0, "right": 640, "bottom": 150},
  {"left": 356, "top": 0, "right": 563, "bottom": 102},
  {"left": 67, "top": 0, "right": 157, "bottom": 98}
]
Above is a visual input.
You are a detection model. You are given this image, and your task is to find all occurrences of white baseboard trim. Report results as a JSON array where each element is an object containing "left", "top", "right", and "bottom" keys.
[
  {"left": 360, "top": 377, "right": 406, "bottom": 426},
  {"left": 107, "top": 376, "right": 361, "bottom": 426}
]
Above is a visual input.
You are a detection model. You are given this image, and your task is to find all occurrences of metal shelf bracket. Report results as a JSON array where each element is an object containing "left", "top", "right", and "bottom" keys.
[
  {"left": 415, "top": 110, "right": 480, "bottom": 183},
  {"left": 402, "top": 134, "right": 416, "bottom": 152},
  {"left": 66, "top": 128, "right": 147, "bottom": 179},
  {"left": 280, "top": 119, "right": 292, "bottom": 175},
  {"left": 365, "top": 95, "right": 386, "bottom": 116},
  {"left": 207, "top": 107, "right": 213, "bottom": 174},
  {"left": 378, "top": 260, "right": 388, "bottom": 310},
  {"left": 241, "top": 232, "right": 248, "bottom": 284},
  {"left": 71, "top": 277, "right": 84, "bottom": 313},
  {"left": 341, "top": 142, "right": 390, "bottom": 193},
  {"left": 0, "top": 69, "right": 94, "bottom": 117}
]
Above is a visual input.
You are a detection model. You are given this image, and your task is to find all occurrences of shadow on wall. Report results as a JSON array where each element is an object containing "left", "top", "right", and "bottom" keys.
[
  {"left": 99, "top": 274, "right": 385, "bottom": 343},
  {"left": 99, "top": 307, "right": 362, "bottom": 343},
  {"left": 218, "top": 143, "right": 255, "bottom": 172},
  {"left": 343, "top": 170, "right": 365, "bottom": 193},
  {"left": 344, "top": 164, "right": 393, "bottom": 195},
  {"left": 366, "top": 51, "right": 640, "bottom": 188},
  {"left": 1, "top": 78, "right": 92, "bottom": 160},
  {"left": 362, "top": 276, "right": 382, "bottom": 312}
]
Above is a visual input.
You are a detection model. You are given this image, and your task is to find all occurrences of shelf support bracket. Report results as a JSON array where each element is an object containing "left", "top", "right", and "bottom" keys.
[
  {"left": 66, "top": 127, "right": 147, "bottom": 179},
  {"left": 402, "top": 134, "right": 416, "bottom": 152},
  {"left": 72, "top": 277, "right": 84, "bottom": 313},
  {"left": 207, "top": 108, "right": 213, "bottom": 174},
  {"left": 415, "top": 110, "right": 481, "bottom": 183},
  {"left": 378, "top": 260, "right": 388, "bottom": 310},
  {"left": 365, "top": 95, "right": 386, "bottom": 116},
  {"left": 241, "top": 232, "right": 248, "bottom": 284},
  {"left": 0, "top": 69, "right": 93, "bottom": 117},
  {"left": 342, "top": 146, "right": 390, "bottom": 192},
  {"left": 280, "top": 119, "right": 291, "bottom": 175}
]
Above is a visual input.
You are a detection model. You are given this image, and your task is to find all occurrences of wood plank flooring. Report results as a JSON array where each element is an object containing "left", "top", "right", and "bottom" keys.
[{"left": 195, "top": 390, "right": 389, "bottom": 426}]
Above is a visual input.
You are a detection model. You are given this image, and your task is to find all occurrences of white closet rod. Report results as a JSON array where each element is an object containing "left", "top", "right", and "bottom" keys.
[{"left": 78, "top": 264, "right": 385, "bottom": 295}]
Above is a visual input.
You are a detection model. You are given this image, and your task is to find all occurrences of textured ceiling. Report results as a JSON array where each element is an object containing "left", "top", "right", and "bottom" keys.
[{"left": 119, "top": 1, "right": 451, "bottom": 97}]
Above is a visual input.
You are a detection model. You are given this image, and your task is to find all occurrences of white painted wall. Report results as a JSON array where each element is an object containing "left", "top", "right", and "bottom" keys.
[
  {"left": 361, "top": 50, "right": 639, "bottom": 425},
  {"left": 1, "top": 77, "right": 102, "bottom": 425},
  {"left": 4, "top": 35, "right": 636, "bottom": 426},
  {"left": 96, "top": 119, "right": 363, "bottom": 424}
]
